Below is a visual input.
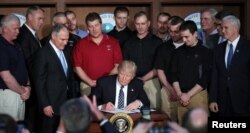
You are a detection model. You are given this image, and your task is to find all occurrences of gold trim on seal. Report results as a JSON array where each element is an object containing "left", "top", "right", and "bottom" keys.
[{"left": 110, "top": 113, "right": 134, "bottom": 133}]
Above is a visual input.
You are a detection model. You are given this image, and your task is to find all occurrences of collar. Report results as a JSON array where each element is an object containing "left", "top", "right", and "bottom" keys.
[
  {"left": 227, "top": 35, "right": 240, "bottom": 49},
  {"left": 49, "top": 40, "right": 61, "bottom": 53},
  {"left": 210, "top": 29, "right": 218, "bottom": 35},
  {"left": 116, "top": 78, "right": 128, "bottom": 89},
  {"left": 25, "top": 24, "right": 36, "bottom": 36}
]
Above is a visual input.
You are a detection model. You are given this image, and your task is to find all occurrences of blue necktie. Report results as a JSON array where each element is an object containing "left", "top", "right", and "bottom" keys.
[
  {"left": 59, "top": 51, "right": 68, "bottom": 76},
  {"left": 118, "top": 85, "right": 124, "bottom": 109},
  {"left": 227, "top": 44, "right": 233, "bottom": 68}
]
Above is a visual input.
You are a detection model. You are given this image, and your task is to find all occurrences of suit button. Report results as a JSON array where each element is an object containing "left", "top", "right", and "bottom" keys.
[{"left": 227, "top": 77, "right": 230, "bottom": 80}]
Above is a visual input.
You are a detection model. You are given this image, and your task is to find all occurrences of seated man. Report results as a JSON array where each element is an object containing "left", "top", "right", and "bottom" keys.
[{"left": 94, "top": 60, "right": 150, "bottom": 111}]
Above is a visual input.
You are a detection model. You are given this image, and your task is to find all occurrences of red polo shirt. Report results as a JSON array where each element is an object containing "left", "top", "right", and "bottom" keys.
[{"left": 72, "top": 34, "right": 122, "bottom": 80}]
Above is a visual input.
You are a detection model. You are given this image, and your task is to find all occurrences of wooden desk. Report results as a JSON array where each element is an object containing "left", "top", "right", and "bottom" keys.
[{"left": 89, "top": 111, "right": 168, "bottom": 133}]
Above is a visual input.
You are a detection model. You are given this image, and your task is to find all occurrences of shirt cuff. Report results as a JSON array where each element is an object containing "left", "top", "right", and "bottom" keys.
[
  {"left": 98, "top": 105, "right": 102, "bottom": 110},
  {"left": 99, "top": 118, "right": 109, "bottom": 126},
  {"left": 137, "top": 100, "right": 143, "bottom": 109}
]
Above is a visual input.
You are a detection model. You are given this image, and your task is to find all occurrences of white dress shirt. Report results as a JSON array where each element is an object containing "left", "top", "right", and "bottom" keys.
[{"left": 225, "top": 36, "right": 240, "bottom": 67}]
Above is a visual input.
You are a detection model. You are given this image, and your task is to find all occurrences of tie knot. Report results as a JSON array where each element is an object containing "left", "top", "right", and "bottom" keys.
[{"left": 120, "top": 85, "right": 124, "bottom": 89}]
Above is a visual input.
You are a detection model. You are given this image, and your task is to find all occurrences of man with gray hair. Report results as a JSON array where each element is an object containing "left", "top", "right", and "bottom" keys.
[
  {"left": 209, "top": 15, "right": 250, "bottom": 117},
  {"left": 33, "top": 24, "right": 73, "bottom": 133},
  {"left": 17, "top": 6, "right": 45, "bottom": 132},
  {"left": 0, "top": 14, "right": 30, "bottom": 120},
  {"left": 199, "top": 7, "right": 220, "bottom": 49}
]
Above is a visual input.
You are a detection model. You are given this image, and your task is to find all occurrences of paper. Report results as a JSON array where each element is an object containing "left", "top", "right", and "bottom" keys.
[
  {"left": 100, "top": 108, "right": 156, "bottom": 114},
  {"left": 101, "top": 108, "right": 140, "bottom": 114}
]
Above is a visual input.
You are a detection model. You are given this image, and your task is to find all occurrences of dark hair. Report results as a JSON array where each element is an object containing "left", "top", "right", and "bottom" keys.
[
  {"left": 169, "top": 16, "right": 184, "bottom": 26},
  {"left": 85, "top": 12, "right": 102, "bottom": 25},
  {"left": 60, "top": 98, "right": 91, "bottom": 133},
  {"left": 134, "top": 11, "right": 148, "bottom": 21},
  {"left": 0, "top": 114, "right": 18, "bottom": 133},
  {"left": 215, "top": 10, "right": 233, "bottom": 20},
  {"left": 180, "top": 20, "right": 197, "bottom": 34},
  {"left": 26, "top": 6, "right": 44, "bottom": 18},
  {"left": 114, "top": 6, "right": 129, "bottom": 16},
  {"left": 65, "top": 10, "right": 76, "bottom": 16},
  {"left": 157, "top": 12, "right": 171, "bottom": 20}
]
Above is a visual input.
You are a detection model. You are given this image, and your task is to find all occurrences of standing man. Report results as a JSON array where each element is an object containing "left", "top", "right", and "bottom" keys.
[
  {"left": 108, "top": 6, "right": 132, "bottom": 50},
  {"left": 215, "top": 10, "right": 232, "bottom": 44},
  {"left": 41, "top": 12, "right": 81, "bottom": 99},
  {"left": 123, "top": 11, "right": 162, "bottom": 109},
  {"left": 72, "top": 12, "right": 122, "bottom": 96},
  {"left": 154, "top": 16, "right": 184, "bottom": 121},
  {"left": 199, "top": 8, "right": 219, "bottom": 49},
  {"left": 94, "top": 60, "right": 150, "bottom": 111},
  {"left": 171, "top": 20, "right": 212, "bottom": 123},
  {"left": 65, "top": 10, "right": 88, "bottom": 38},
  {"left": 18, "top": 6, "right": 44, "bottom": 70},
  {"left": 41, "top": 12, "right": 81, "bottom": 53},
  {"left": 0, "top": 14, "right": 30, "bottom": 120},
  {"left": 33, "top": 24, "right": 73, "bottom": 133},
  {"left": 17, "top": 6, "right": 44, "bottom": 131},
  {"left": 209, "top": 15, "right": 250, "bottom": 117},
  {"left": 155, "top": 12, "right": 171, "bottom": 42}
]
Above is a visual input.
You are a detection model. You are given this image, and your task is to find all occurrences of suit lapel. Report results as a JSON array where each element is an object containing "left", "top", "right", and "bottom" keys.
[
  {"left": 23, "top": 25, "right": 41, "bottom": 48},
  {"left": 127, "top": 81, "right": 136, "bottom": 104},
  {"left": 47, "top": 44, "right": 68, "bottom": 79},
  {"left": 220, "top": 42, "right": 227, "bottom": 71},
  {"left": 228, "top": 37, "right": 243, "bottom": 70},
  {"left": 111, "top": 76, "right": 117, "bottom": 104}
]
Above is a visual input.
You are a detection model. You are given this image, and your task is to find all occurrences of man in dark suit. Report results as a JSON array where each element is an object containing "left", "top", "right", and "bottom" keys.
[
  {"left": 16, "top": 6, "right": 44, "bottom": 132},
  {"left": 94, "top": 60, "right": 150, "bottom": 111},
  {"left": 209, "top": 15, "right": 250, "bottom": 117},
  {"left": 33, "top": 24, "right": 73, "bottom": 133},
  {"left": 40, "top": 12, "right": 81, "bottom": 98}
]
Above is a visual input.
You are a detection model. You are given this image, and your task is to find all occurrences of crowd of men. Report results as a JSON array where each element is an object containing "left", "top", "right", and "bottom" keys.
[{"left": 0, "top": 5, "right": 250, "bottom": 133}]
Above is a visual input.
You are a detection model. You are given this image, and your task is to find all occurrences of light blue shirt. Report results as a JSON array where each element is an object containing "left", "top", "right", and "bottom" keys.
[{"left": 76, "top": 28, "right": 88, "bottom": 38}]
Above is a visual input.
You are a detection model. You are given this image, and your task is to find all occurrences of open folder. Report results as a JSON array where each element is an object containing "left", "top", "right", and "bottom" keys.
[
  {"left": 100, "top": 108, "right": 155, "bottom": 114},
  {"left": 100, "top": 108, "right": 140, "bottom": 114}
]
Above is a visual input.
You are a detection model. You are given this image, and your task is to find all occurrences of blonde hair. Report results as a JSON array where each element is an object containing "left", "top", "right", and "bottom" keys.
[{"left": 118, "top": 60, "right": 137, "bottom": 76}]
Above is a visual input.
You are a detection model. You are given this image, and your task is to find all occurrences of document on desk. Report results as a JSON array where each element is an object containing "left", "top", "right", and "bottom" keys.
[
  {"left": 100, "top": 108, "right": 156, "bottom": 114},
  {"left": 101, "top": 108, "right": 140, "bottom": 114}
]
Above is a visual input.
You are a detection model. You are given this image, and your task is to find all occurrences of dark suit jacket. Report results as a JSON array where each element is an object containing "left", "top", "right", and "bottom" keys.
[
  {"left": 41, "top": 33, "right": 81, "bottom": 98},
  {"left": 209, "top": 37, "right": 250, "bottom": 115},
  {"left": 100, "top": 121, "right": 119, "bottom": 133},
  {"left": 205, "top": 33, "right": 220, "bottom": 49},
  {"left": 17, "top": 24, "right": 42, "bottom": 105},
  {"left": 17, "top": 24, "right": 41, "bottom": 70},
  {"left": 33, "top": 42, "right": 73, "bottom": 115},
  {"left": 94, "top": 75, "right": 150, "bottom": 107}
]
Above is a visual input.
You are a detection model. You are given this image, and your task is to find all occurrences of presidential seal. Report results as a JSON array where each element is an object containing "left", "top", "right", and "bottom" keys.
[
  {"left": 99, "top": 13, "right": 115, "bottom": 33},
  {"left": 110, "top": 113, "right": 133, "bottom": 133}
]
